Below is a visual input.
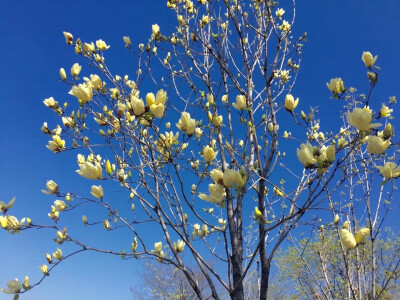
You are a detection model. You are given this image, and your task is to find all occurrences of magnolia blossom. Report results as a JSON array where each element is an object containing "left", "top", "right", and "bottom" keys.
[
  {"left": 379, "top": 104, "right": 393, "bottom": 117},
  {"left": 232, "top": 95, "right": 246, "bottom": 110},
  {"left": 71, "top": 63, "right": 82, "bottom": 77},
  {"left": 46, "top": 135, "right": 65, "bottom": 153},
  {"left": 367, "top": 136, "right": 390, "bottom": 154},
  {"left": 222, "top": 169, "right": 245, "bottom": 187},
  {"left": 0, "top": 197, "right": 15, "bottom": 212},
  {"left": 326, "top": 78, "right": 345, "bottom": 95},
  {"left": 22, "top": 276, "right": 29, "bottom": 291},
  {"left": 346, "top": 108, "right": 381, "bottom": 131},
  {"left": 1, "top": 278, "right": 21, "bottom": 294},
  {"left": 43, "top": 97, "right": 58, "bottom": 108},
  {"left": 377, "top": 162, "right": 400, "bottom": 179},
  {"left": 83, "top": 42, "right": 95, "bottom": 53},
  {"left": 90, "top": 74, "right": 102, "bottom": 90},
  {"left": 340, "top": 222, "right": 356, "bottom": 250},
  {"left": 39, "top": 265, "right": 49, "bottom": 275},
  {"left": 297, "top": 143, "right": 316, "bottom": 166},
  {"left": 151, "top": 24, "right": 161, "bottom": 40},
  {"left": 54, "top": 200, "right": 67, "bottom": 211},
  {"left": 362, "top": 51, "right": 378, "bottom": 68},
  {"left": 131, "top": 237, "right": 138, "bottom": 252},
  {"left": 76, "top": 161, "right": 102, "bottom": 180},
  {"left": 123, "top": 36, "right": 131, "bottom": 47},
  {"left": 91, "top": 185, "right": 104, "bottom": 199},
  {"left": 176, "top": 112, "right": 196, "bottom": 135},
  {"left": 203, "top": 145, "right": 217, "bottom": 162},
  {"left": 153, "top": 242, "right": 162, "bottom": 253},
  {"left": 69, "top": 82, "right": 93, "bottom": 103},
  {"left": 174, "top": 240, "right": 185, "bottom": 252},
  {"left": 59, "top": 68, "right": 66, "bottom": 80},
  {"left": 199, "top": 183, "right": 225, "bottom": 204},
  {"left": 275, "top": 8, "right": 285, "bottom": 19},
  {"left": 53, "top": 248, "right": 63, "bottom": 260},
  {"left": 103, "top": 220, "right": 111, "bottom": 230},
  {"left": 284, "top": 94, "right": 299, "bottom": 111},
  {"left": 210, "top": 169, "right": 224, "bottom": 184},
  {"left": 355, "top": 228, "right": 370, "bottom": 244},
  {"left": 147, "top": 89, "right": 167, "bottom": 118},
  {"left": 96, "top": 39, "right": 110, "bottom": 50},
  {"left": 130, "top": 95, "right": 145, "bottom": 116},
  {"left": 63, "top": 31, "right": 73, "bottom": 44}
]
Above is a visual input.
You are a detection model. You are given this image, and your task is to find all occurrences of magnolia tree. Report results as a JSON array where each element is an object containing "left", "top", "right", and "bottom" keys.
[{"left": 0, "top": 0, "right": 398, "bottom": 299}]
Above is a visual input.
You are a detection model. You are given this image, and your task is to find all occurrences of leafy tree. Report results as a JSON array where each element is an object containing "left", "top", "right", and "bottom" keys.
[{"left": 1, "top": 1, "right": 398, "bottom": 299}]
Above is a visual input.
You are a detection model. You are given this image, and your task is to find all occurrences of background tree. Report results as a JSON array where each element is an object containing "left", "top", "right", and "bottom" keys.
[{"left": 0, "top": 1, "right": 399, "bottom": 300}]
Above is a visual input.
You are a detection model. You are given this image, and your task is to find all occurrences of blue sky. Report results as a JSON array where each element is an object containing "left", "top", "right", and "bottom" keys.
[{"left": 0, "top": 1, "right": 399, "bottom": 299}]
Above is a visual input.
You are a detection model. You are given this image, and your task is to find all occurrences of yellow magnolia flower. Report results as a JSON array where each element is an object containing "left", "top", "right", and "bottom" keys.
[
  {"left": 46, "top": 135, "right": 65, "bottom": 153},
  {"left": 1, "top": 278, "right": 21, "bottom": 294},
  {"left": 326, "top": 145, "right": 335, "bottom": 163},
  {"left": 96, "top": 39, "right": 110, "bottom": 50},
  {"left": 346, "top": 108, "right": 381, "bottom": 131},
  {"left": 103, "top": 219, "right": 111, "bottom": 230},
  {"left": 176, "top": 112, "right": 196, "bottom": 135},
  {"left": 63, "top": 31, "right": 73, "bottom": 44},
  {"left": 42, "top": 180, "right": 58, "bottom": 195},
  {"left": 284, "top": 94, "right": 299, "bottom": 111},
  {"left": 210, "top": 169, "right": 224, "bottom": 184},
  {"left": 71, "top": 63, "right": 82, "bottom": 77},
  {"left": 0, "top": 197, "right": 15, "bottom": 213},
  {"left": 297, "top": 143, "right": 316, "bottom": 166},
  {"left": 340, "top": 222, "right": 356, "bottom": 250},
  {"left": 131, "top": 237, "right": 138, "bottom": 252},
  {"left": 91, "top": 185, "right": 104, "bottom": 199},
  {"left": 362, "top": 51, "right": 378, "bottom": 68},
  {"left": 355, "top": 228, "right": 370, "bottom": 244},
  {"left": 83, "top": 42, "right": 95, "bottom": 53},
  {"left": 57, "top": 230, "right": 67, "bottom": 240},
  {"left": 0, "top": 216, "right": 8, "bottom": 228},
  {"left": 43, "top": 97, "right": 58, "bottom": 108},
  {"left": 200, "top": 15, "right": 210, "bottom": 28},
  {"left": 130, "top": 95, "right": 145, "bottom": 116},
  {"left": 105, "top": 160, "right": 112, "bottom": 175},
  {"left": 377, "top": 162, "right": 400, "bottom": 179},
  {"left": 153, "top": 241, "right": 162, "bottom": 253},
  {"left": 54, "top": 200, "right": 67, "bottom": 211},
  {"left": 82, "top": 215, "right": 88, "bottom": 226},
  {"left": 22, "top": 276, "right": 30, "bottom": 290},
  {"left": 367, "top": 136, "right": 390, "bottom": 154},
  {"left": 90, "top": 74, "right": 102, "bottom": 90},
  {"left": 60, "top": 68, "right": 66, "bottom": 80},
  {"left": 76, "top": 161, "right": 102, "bottom": 180},
  {"left": 199, "top": 183, "right": 225, "bottom": 204},
  {"left": 223, "top": 169, "right": 245, "bottom": 187},
  {"left": 273, "top": 187, "right": 284, "bottom": 197},
  {"left": 69, "top": 82, "right": 93, "bottom": 103},
  {"left": 275, "top": 8, "right": 285, "bottom": 19},
  {"left": 174, "top": 240, "right": 185, "bottom": 252},
  {"left": 151, "top": 24, "right": 161, "bottom": 41},
  {"left": 232, "top": 95, "right": 246, "bottom": 110},
  {"left": 379, "top": 104, "right": 393, "bottom": 118},
  {"left": 46, "top": 253, "right": 53, "bottom": 264},
  {"left": 254, "top": 207, "right": 263, "bottom": 219},
  {"left": 334, "top": 214, "right": 339, "bottom": 224},
  {"left": 39, "top": 264, "right": 49, "bottom": 275},
  {"left": 203, "top": 145, "right": 217, "bottom": 163},
  {"left": 279, "top": 20, "right": 291, "bottom": 31},
  {"left": 326, "top": 78, "right": 345, "bottom": 96},
  {"left": 53, "top": 248, "right": 63, "bottom": 260},
  {"left": 123, "top": 36, "right": 131, "bottom": 47}
]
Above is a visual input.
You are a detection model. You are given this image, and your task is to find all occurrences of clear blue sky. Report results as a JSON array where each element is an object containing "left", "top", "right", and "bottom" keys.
[{"left": 0, "top": 1, "right": 399, "bottom": 299}]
